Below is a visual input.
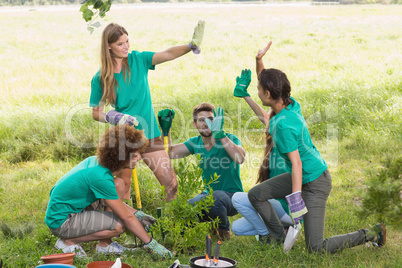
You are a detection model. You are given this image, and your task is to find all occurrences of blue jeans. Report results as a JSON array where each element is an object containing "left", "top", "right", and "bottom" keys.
[
  {"left": 231, "top": 192, "right": 292, "bottom": 236},
  {"left": 188, "top": 191, "right": 238, "bottom": 231}
]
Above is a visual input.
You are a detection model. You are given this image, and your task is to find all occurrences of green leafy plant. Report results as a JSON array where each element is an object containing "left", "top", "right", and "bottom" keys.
[
  {"left": 151, "top": 155, "right": 219, "bottom": 254},
  {"left": 355, "top": 156, "right": 402, "bottom": 228},
  {"left": 79, "top": 0, "right": 112, "bottom": 33}
]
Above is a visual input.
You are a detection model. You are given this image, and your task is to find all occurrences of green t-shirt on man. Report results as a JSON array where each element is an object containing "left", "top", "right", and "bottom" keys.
[{"left": 184, "top": 133, "right": 243, "bottom": 193}]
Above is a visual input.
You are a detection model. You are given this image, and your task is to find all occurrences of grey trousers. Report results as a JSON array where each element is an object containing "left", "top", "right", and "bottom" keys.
[{"left": 248, "top": 170, "right": 374, "bottom": 253}]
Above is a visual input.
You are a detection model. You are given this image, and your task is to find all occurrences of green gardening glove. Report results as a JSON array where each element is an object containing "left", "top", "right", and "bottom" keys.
[
  {"left": 189, "top": 20, "right": 205, "bottom": 54},
  {"left": 143, "top": 238, "right": 172, "bottom": 258},
  {"left": 158, "top": 109, "right": 175, "bottom": 136},
  {"left": 205, "top": 107, "right": 226, "bottom": 139},
  {"left": 134, "top": 210, "right": 157, "bottom": 233},
  {"left": 234, "top": 69, "right": 252, "bottom": 98}
]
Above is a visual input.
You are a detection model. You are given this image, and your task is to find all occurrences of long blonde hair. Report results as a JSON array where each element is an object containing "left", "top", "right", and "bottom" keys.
[{"left": 100, "top": 23, "right": 130, "bottom": 106}]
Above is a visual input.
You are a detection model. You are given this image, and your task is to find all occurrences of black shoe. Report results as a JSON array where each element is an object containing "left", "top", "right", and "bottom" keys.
[{"left": 372, "top": 224, "right": 386, "bottom": 247}]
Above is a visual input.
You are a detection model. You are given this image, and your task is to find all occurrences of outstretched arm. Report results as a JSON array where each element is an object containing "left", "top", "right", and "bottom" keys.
[
  {"left": 243, "top": 97, "right": 271, "bottom": 126},
  {"left": 256, "top": 41, "right": 272, "bottom": 76},
  {"left": 233, "top": 69, "right": 270, "bottom": 126},
  {"left": 152, "top": 45, "right": 191, "bottom": 65},
  {"left": 152, "top": 20, "right": 205, "bottom": 65},
  {"left": 161, "top": 129, "right": 192, "bottom": 159}
]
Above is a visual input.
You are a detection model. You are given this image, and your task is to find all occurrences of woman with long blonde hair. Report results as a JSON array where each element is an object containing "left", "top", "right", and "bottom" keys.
[{"left": 90, "top": 21, "right": 205, "bottom": 202}]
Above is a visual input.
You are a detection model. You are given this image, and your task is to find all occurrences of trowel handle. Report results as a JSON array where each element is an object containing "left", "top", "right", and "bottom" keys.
[
  {"left": 206, "top": 235, "right": 212, "bottom": 260},
  {"left": 213, "top": 241, "right": 221, "bottom": 266}
]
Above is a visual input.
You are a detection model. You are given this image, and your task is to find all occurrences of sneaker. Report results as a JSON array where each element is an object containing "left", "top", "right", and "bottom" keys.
[
  {"left": 372, "top": 224, "right": 386, "bottom": 247},
  {"left": 96, "top": 241, "right": 138, "bottom": 254},
  {"left": 55, "top": 238, "right": 87, "bottom": 258}
]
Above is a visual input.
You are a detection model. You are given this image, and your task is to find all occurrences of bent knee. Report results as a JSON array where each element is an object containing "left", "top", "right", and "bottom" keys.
[
  {"left": 247, "top": 187, "right": 260, "bottom": 204},
  {"left": 232, "top": 192, "right": 247, "bottom": 208},
  {"left": 114, "top": 222, "right": 126, "bottom": 234}
]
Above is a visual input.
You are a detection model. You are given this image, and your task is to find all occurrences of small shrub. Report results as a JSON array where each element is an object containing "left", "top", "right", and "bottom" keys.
[
  {"left": 151, "top": 155, "right": 219, "bottom": 254},
  {"left": 355, "top": 156, "right": 402, "bottom": 228}
]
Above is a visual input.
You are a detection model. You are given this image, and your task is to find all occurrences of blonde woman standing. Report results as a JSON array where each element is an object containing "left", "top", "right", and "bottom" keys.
[{"left": 90, "top": 21, "right": 205, "bottom": 202}]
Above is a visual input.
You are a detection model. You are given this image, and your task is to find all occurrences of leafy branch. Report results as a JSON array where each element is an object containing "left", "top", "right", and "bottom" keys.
[{"left": 79, "top": 0, "right": 112, "bottom": 33}]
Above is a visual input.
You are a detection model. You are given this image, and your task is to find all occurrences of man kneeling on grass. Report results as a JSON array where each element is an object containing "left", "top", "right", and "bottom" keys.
[
  {"left": 44, "top": 125, "right": 171, "bottom": 258},
  {"left": 161, "top": 103, "right": 246, "bottom": 240}
]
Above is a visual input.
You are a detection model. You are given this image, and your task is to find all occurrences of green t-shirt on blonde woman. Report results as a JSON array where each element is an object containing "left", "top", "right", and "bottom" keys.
[{"left": 90, "top": 50, "right": 161, "bottom": 139}]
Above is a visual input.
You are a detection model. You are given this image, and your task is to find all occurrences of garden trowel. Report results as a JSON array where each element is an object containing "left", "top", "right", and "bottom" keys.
[{"left": 283, "top": 224, "right": 300, "bottom": 253}]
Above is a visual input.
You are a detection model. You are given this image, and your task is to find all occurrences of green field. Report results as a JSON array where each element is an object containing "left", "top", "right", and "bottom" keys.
[{"left": 0, "top": 3, "right": 401, "bottom": 267}]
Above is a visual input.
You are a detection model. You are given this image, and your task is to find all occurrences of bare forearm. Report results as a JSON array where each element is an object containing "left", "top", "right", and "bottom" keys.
[
  {"left": 168, "top": 44, "right": 191, "bottom": 59},
  {"left": 122, "top": 215, "right": 151, "bottom": 243},
  {"left": 152, "top": 45, "right": 191, "bottom": 65},
  {"left": 256, "top": 58, "right": 265, "bottom": 76},
  {"left": 291, "top": 164, "right": 303, "bottom": 193},
  {"left": 244, "top": 97, "right": 269, "bottom": 125},
  {"left": 220, "top": 137, "right": 246, "bottom": 164},
  {"left": 92, "top": 107, "right": 107, "bottom": 123}
]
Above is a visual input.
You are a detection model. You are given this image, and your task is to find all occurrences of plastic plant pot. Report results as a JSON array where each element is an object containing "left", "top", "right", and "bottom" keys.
[{"left": 40, "top": 253, "right": 76, "bottom": 265}]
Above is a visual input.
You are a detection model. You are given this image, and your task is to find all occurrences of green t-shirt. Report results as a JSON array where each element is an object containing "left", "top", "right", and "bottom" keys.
[
  {"left": 269, "top": 97, "right": 327, "bottom": 184},
  {"left": 269, "top": 146, "right": 290, "bottom": 178},
  {"left": 89, "top": 50, "right": 161, "bottom": 139},
  {"left": 44, "top": 156, "right": 119, "bottom": 229},
  {"left": 184, "top": 133, "right": 243, "bottom": 193}
]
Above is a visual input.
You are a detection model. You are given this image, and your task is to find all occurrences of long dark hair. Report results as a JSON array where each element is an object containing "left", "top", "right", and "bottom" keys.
[
  {"left": 258, "top": 68, "right": 292, "bottom": 107},
  {"left": 256, "top": 111, "right": 275, "bottom": 184},
  {"left": 256, "top": 68, "right": 292, "bottom": 183}
]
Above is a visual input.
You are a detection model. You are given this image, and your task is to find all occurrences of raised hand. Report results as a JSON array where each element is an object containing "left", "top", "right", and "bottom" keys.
[
  {"left": 189, "top": 20, "right": 205, "bottom": 54},
  {"left": 256, "top": 40, "right": 273, "bottom": 60},
  {"left": 205, "top": 107, "right": 226, "bottom": 139},
  {"left": 234, "top": 69, "right": 252, "bottom": 98}
]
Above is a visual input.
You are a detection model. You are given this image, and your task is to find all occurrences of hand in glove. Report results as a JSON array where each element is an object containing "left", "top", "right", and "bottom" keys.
[
  {"left": 143, "top": 238, "right": 172, "bottom": 258},
  {"left": 134, "top": 210, "right": 157, "bottom": 233},
  {"left": 285, "top": 191, "right": 308, "bottom": 228},
  {"left": 105, "top": 110, "right": 138, "bottom": 126},
  {"left": 233, "top": 69, "right": 252, "bottom": 98},
  {"left": 205, "top": 107, "right": 225, "bottom": 140},
  {"left": 188, "top": 20, "right": 205, "bottom": 54},
  {"left": 158, "top": 109, "right": 175, "bottom": 136}
]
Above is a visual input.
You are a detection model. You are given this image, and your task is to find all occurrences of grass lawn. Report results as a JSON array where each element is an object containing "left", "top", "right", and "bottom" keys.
[{"left": 0, "top": 3, "right": 401, "bottom": 267}]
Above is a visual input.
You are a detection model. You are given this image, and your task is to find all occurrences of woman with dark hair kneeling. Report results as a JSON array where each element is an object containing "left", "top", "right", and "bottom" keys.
[
  {"left": 246, "top": 41, "right": 386, "bottom": 253},
  {"left": 45, "top": 125, "right": 171, "bottom": 258}
]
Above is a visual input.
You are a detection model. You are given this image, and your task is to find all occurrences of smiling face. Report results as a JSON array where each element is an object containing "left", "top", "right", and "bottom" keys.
[
  {"left": 193, "top": 111, "right": 214, "bottom": 137},
  {"left": 109, "top": 33, "right": 130, "bottom": 59}
]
